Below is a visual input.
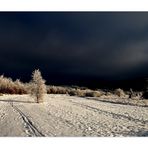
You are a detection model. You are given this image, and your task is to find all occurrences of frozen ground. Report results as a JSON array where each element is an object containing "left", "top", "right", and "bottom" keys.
[{"left": 0, "top": 94, "right": 148, "bottom": 137}]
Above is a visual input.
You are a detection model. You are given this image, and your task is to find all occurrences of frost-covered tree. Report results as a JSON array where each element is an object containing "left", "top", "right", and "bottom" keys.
[{"left": 30, "top": 69, "right": 47, "bottom": 103}]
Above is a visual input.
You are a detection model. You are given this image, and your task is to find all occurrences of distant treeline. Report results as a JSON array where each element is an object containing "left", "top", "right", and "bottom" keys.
[{"left": 0, "top": 74, "right": 148, "bottom": 99}]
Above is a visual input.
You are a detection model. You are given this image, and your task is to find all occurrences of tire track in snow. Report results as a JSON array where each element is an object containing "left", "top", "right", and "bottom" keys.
[
  {"left": 10, "top": 102, "right": 45, "bottom": 137},
  {"left": 44, "top": 103, "right": 115, "bottom": 136},
  {"left": 46, "top": 108, "right": 99, "bottom": 135},
  {"left": 85, "top": 97, "right": 148, "bottom": 108},
  {"left": 69, "top": 101, "right": 148, "bottom": 125}
]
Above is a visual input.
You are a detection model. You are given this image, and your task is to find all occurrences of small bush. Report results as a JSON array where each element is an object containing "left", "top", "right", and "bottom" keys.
[
  {"left": 47, "top": 86, "right": 58, "bottom": 94},
  {"left": 105, "top": 92, "right": 113, "bottom": 96},
  {"left": 68, "top": 89, "right": 78, "bottom": 96},
  {"left": 47, "top": 86, "right": 103, "bottom": 98},
  {"left": 114, "top": 88, "right": 125, "bottom": 97},
  {"left": 85, "top": 91, "right": 102, "bottom": 97},
  {"left": 76, "top": 89, "right": 86, "bottom": 97},
  {"left": 47, "top": 86, "right": 69, "bottom": 94},
  {"left": 56, "top": 87, "right": 68, "bottom": 94}
]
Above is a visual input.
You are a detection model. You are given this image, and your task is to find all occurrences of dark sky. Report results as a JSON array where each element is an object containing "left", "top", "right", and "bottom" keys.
[{"left": 1, "top": 12, "right": 148, "bottom": 88}]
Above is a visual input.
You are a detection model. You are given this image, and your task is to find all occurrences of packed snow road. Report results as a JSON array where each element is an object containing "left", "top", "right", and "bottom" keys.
[{"left": 0, "top": 94, "right": 148, "bottom": 137}]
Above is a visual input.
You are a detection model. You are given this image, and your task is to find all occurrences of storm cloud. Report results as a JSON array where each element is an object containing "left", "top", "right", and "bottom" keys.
[{"left": 0, "top": 12, "right": 148, "bottom": 87}]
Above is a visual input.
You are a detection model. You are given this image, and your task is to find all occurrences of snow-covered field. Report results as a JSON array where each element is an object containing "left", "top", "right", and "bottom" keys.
[{"left": 0, "top": 94, "right": 148, "bottom": 137}]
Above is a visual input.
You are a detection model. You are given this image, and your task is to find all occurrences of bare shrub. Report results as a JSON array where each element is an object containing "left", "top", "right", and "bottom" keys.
[
  {"left": 68, "top": 88, "right": 89, "bottom": 97},
  {"left": 68, "top": 88, "right": 87, "bottom": 97},
  {"left": 30, "top": 69, "right": 47, "bottom": 103},
  {"left": 47, "top": 86, "right": 69, "bottom": 94},
  {"left": 127, "top": 89, "right": 142, "bottom": 99},
  {"left": 56, "top": 87, "right": 69, "bottom": 94},
  {"left": 85, "top": 90, "right": 102, "bottom": 97},
  {"left": 47, "top": 85, "right": 103, "bottom": 98},
  {"left": 106, "top": 91, "right": 113, "bottom": 96},
  {"left": 14, "top": 79, "right": 27, "bottom": 94},
  {"left": 76, "top": 89, "right": 86, "bottom": 97},
  {"left": 47, "top": 86, "right": 58, "bottom": 94},
  {"left": 114, "top": 88, "right": 125, "bottom": 97},
  {"left": 68, "top": 88, "right": 78, "bottom": 96},
  {"left": 68, "top": 89, "right": 84, "bottom": 97},
  {"left": 0, "top": 75, "right": 27, "bottom": 94}
]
